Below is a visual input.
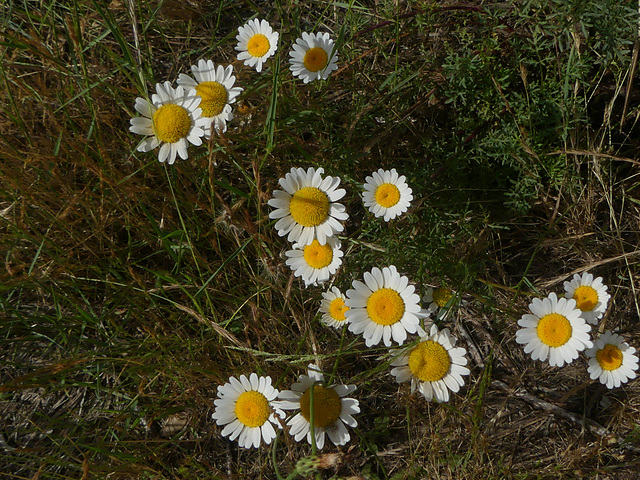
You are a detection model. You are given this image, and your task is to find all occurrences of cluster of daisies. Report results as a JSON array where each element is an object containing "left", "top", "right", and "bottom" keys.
[
  {"left": 211, "top": 164, "right": 470, "bottom": 450},
  {"left": 127, "top": 16, "right": 638, "bottom": 454},
  {"left": 516, "top": 272, "right": 638, "bottom": 389},
  {"left": 129, "top": 18, "right": 339, "bottom": 165}
]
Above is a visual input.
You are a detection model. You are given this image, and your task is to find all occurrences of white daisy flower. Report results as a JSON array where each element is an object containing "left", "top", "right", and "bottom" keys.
[
  {"left": 267, "top": 167, "right": 348, "bottom": 246},
  {"left": 424, "top": 286, "right": 456, "bottom": 315},
  {"left": 278, "top": 364, "right": 359, "bottom": 449},
  {"left": 563, "top": 272, "right": 610, "bottom": 325},
  {"left": 345, "top": 265, "right": 424, "bottom": 347},
  {"left": 212, "top": 373, "right": 284, "bottom": 449},
  {"left": 362, "top": 169, "right": 413, "bottom": 222},
  {"left": 285, "top": 237, "right": 343, "bottom": 287},
  {"left": 586, "top": 330, "right": 638, "bottom": 389},
  {"left": 177, "top": 60, "right": 243, "bottom": 136},
  {"left": 289, "top": 32, "right": 339, "bottom": 83},
  {"left": 129, "top": 81, "right": 207, "bottom": 164},
  {"left": 515, "top": 292, "right": 593, "bottom": 367},
  {"left": 319, "top": 286, "right": 350, "bottom": 329},
  {"left": 235, "top": 19, "right": 279, "bottom": 73},
  {"left": 390, "top": 324, "right": 470, "bottom": 403}
]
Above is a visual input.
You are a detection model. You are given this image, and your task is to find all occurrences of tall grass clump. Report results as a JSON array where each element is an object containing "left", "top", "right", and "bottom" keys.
[{"left": 2, "top": 0, "right": 640, "bottom": 479}]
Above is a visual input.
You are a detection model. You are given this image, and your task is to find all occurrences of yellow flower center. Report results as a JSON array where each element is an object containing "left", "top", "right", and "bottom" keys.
[
  {"left": 152, "top": 103, "right": 191, "bottom": 144},
  {"left": 234, "top": 390, "right": 271, "bottom": 428},
  {"left": 432, "top": 287, "right": 453, "bottom": 308},
  {"left": 573, "top": 285, "right": 598, "bottom": 312},
  {"left": 536, "top": 313, "right": 572, "bottom": 347},
  {"left": 408, "top": 340, "right": 451, "bottom": 382},
  {"left": 596, "top": 344, "right": 623, "bottom": 371},
  {"left": 300, "top": 385, "right": 342, "bottom": 428},
  {"left": 247, "top": 33, "right": 270, "bottom": 58},
  {"left": 366, "top": 288, "right": 405, "bottom": 326},
  {"left": 195, "top": 81, "right": 227, "bottom": 117},
  {"left": 289, "top": 187, "right": 330, "bottom": 227},
  {"left": 375, "top": 183, "right": 401, "bottom": 208},
  {"left": 303, "top": 47, "right": 329, "bottom": 73},
  {"left": 303, "top": 240, "right": 334, "bottom": 269},
  {"left": 329, "top": 297, "right": 349, "bottom": 322}
]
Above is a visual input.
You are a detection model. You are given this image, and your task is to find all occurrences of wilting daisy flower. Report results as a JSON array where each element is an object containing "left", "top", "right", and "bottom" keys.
[
  {"left": 586, "top": 331, "right": 638, "bottom": 389},
  {"left": 279, "top": 364, "right": 359, "bottom": 449},
  {"left": 563, "top": 272, "right": 610, "bottom": 325},
  {"left": 319, "top": 287, "right": 350, "bottom": 328},
  {"left": 289, "top": 32, "right": 339, "bottom": 83},
  {"left": 236, "top": 19, "right": 279, "bottom": 73},
  {"left": 285, "top": 237, "right": 343, "bottom": 287},
  {"left": 268, "top": 167, "right": 348, "bottom": 246},
  {"left": 177, "top": 60, "right": 243, "bottom": 136},
  {"left": 515, "top": 292, "right": 592, "bottom": 367},
  {"left": 362, "top": 169, "right": 413, "bottom": 222},
  {"left": 212, "top": 373, "right": 284, "bottom": 449},
  {"left": 129, "top": 81, "right": 207, "bottom": 164},
  {"left": 345, "top": 266, "right": 423, "bottom": 347},
  {"left": 391, "top": 324, "right": 470, "bottom": 403}
]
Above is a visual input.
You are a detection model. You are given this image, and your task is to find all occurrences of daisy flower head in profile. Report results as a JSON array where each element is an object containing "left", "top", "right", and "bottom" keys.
[
  {"left": 278, "top": 364, "right": 359, "bottom": 449},
  {"left": 285, "top": 236, "right": 343, "bottom": 288},
  {"left": 129, "top": 81, "right": 207, "bottom": 164},
  {"left": 390, "top": 324, "right": 470, "bottom": 403},
  {"left": 345, "top": 266, "right": 425, "bottom": 347},
  {"left": 563, "top": 272, "right": 610, "bottom": 325},
  {"left": 212, "top": 373, "right": 284, "bottom": 449},
  {"left": 289, "top": 32, "right": 339, "bottom": 83},
  {"left": 235, "top": 18, "right": 279, "bottom": 73},
  {"left": 586, "top": 330, "right": 638, "bottom": 389},
  {"left": 319, "top": 286, "right": 350, "bottom": 329},
  {"left": 177, "top": 59, "right": 243, "bottom": 136},
  {"left": 515, "top": 292, "right": 592, "bottom": 367},
  {"left": 362, "top": 169, "right": 413, "bottom": 222},
  {"left": 268, "top": 167, "right": 348, "bottom": 247}
]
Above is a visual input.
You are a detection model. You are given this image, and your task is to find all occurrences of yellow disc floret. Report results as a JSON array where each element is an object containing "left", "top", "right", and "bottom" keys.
[
  {"left": 573, "top": 285, "right": 598, "bottom": 312},
  {"left": 289, "top": 187, "right": 330, "bottom": 227},
  {"left": 303, "top": 47, "right": 329, "bottom": 72},
  {"left": 432, "top": 287, "right": 453, "bottom": 308},
  {"left": 537, "top": 313, "right": 572, "bottom": 347},
  {"left": 195, "top": 81, "right": 227, "bottom": 117},
  {"left": 329, "top": 297, "right": 349, "bottom": 322},
  {"left": 248, "top": 34, "right": 270, "bottom": 58},
  {"left": 300, "top": 384, "right": 342, "bottom": 428},
  {"left": 366, "top": 288, "right": 405, "bottom": 326},
  {"left": 152, "top": 103, "right": 191, "bottom": 144},
  {"left": 375, "top": 183, "right": 401, "bottom": 208},
  {"left": 303, "top": 240, "right": 334, "bottom": 269},
  {"left": 408, "top": 340, "right": 451, "bottom": 382},
  {"left": 596, "top": 344, "right": 623, "bottom": 371},
  {"left": 234, "top": 390, "right": 271, "bottom": 428}
]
